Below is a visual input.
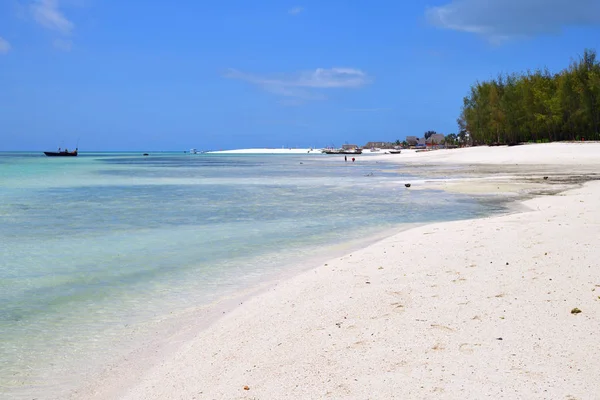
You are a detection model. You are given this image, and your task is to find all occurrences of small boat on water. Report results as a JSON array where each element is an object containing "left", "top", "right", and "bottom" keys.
[
  {"left": 44, "top": 148, "right": 78, "bottom": 157},
  {"left": 322, "top": 148, "right": 363, "bottom": 155},
  {"left": 339, "top": 149, "right": 363, "bottom": 154}
]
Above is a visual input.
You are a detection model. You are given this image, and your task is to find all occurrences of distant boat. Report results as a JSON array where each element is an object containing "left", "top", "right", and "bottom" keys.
[
  {"left": 44, "top": 148, "right": 78, "bottom": 157},
  {"left": 322, "top": 147, "right": 363, "bottom": 155}
]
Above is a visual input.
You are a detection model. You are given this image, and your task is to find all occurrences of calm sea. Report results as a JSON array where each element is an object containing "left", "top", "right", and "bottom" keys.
[{"left": 0, "top": 152, "right": 507, "bottom": 398}]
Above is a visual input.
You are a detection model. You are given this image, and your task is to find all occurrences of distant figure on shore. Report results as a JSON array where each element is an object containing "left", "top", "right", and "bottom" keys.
[
  {"left": 352, "top": 157, "right": 355, "bottom": 162},
  {"left": 344, "top": 155, "right": 347, "bottom": 162}
]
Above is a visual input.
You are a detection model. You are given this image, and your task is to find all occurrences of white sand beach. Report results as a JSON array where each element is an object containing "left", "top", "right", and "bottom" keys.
[
  {"left": 375, "top": 142, "right": 600, "bottom": 165},
  {"left": 207, "top": 148, "right": 323, "bottom": 154},
  {"left": 73, "top": 143, "right": 600, "bottom": 399}
]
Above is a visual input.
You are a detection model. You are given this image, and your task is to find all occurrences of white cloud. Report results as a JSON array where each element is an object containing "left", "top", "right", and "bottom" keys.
[
  {"left": 288, "top": 6, "right": 303, "bottom": 15},
  {"left": 224, "top": 67, "right": 371, "bottom": 103},
  {"left": 0, "top": 37, "right": 11, "bottom": 54},
  {"left": 31, "top": 0, "right": 74, "bottom": 34},
  {"left": 427, "top": 0, "right": 600, "bottom": 41},
  {"left": 300, "top": 68, "right": 370, "bottom": 88},
  {"left": 225, "top": 68, "right": 369, "bottom": 89}
]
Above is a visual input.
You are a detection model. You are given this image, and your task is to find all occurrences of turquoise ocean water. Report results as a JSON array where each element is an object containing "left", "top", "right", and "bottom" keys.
[{"left": 1, "top": 152, "right": 508, "bottom": 398}]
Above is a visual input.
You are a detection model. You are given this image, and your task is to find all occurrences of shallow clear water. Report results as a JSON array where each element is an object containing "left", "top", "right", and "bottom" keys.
[{"left": 0, "top": 152, "right": 508, "bottom": 397}]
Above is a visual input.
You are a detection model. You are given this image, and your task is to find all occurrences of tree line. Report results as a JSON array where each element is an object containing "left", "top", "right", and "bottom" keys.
[{"left": 459, "top": 49, "right": 600, "bottom": 145}]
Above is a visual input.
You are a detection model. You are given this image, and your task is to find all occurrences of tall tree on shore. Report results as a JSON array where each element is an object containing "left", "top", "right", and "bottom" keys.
[
  {"left": 460, "top": 49, "right": 600, "bottom": 144},
  {"left": 445, "top": 133, "right": 458, "bottom": 146}
]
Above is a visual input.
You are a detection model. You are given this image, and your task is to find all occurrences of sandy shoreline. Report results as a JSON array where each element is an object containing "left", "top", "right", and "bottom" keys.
[
  {"left": 206, "top": 148, "right": 324, "bottom": 154},
  {"left": 369, "top": 143, "right": 600, "bottom": 199},
  {"left": 373, "top": 142, "right": 600, "bottom": 165},
  {"left": 71, "top": 144, "right": 600, "bottom": 399}
]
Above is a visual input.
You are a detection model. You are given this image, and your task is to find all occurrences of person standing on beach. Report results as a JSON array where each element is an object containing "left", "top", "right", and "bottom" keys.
[{"left": 345, "top": 155, "right": 347, "bottom": 162}]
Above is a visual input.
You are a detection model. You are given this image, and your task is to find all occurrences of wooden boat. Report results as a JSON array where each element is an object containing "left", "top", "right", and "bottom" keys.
[
  {"left": 340, "top": 149, "right": 363, "bottom": 154},
  {"left": 322, "top": 148, "right": 363, "bottom": 155},
  {"left": 44, "top": 148, "right": 78, "bottom": 157}
]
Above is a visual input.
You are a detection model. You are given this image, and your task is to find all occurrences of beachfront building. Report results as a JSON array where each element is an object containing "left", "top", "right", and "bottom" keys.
[
  {"left": 426, "top": 134, "right": 445, "bottom": 145},
  {"left": 364, "top": 141, "right": 393, "bottom": 149},
  {"left": 406, "top": 136, "right": 418, "bottom": 146},
  {"left": 407, "top": 135, "right": 446, "bottom": 148}
]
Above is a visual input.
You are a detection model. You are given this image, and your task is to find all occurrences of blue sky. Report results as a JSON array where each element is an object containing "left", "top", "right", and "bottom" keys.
[{"left": 1, "top": 0, "right": 599, "bottom": 151}]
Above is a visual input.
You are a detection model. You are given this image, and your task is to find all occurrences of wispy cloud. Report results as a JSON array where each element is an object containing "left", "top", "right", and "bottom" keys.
[
  {"left": 288, "top": 6, "right": 304, "bottom": 15},
  {"left": 427, "top": 0, "right": 600, "bottom": 42},
  {"left": 224, "top": 67, "right": 371, "bottom": 103},
  {"left": 31, "top": 0, "right": 74, "bottom": 35},
  {"left": 225, "top": 68, "right": 370, "bottom": 89},
  {"left": 0, "top": 37, "right": 11, "bottom": 54}
]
